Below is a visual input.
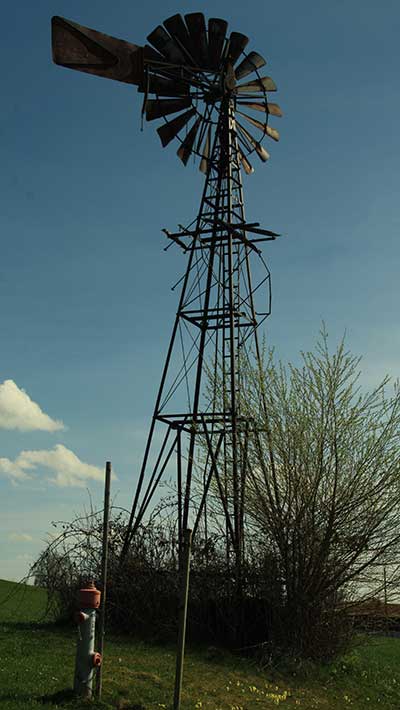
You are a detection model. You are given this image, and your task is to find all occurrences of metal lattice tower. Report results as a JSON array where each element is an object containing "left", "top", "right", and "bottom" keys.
[{"left": 51, "top": 12, "right": 282, "bottom": 575}]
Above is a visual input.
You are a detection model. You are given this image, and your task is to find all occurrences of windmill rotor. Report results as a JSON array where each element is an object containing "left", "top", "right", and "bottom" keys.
[
  {"left": 52, "top": 13, "right": 282, "bottom": 173},
  {"left": 141, "top": 13, "right": 282, "bottom": 171}
]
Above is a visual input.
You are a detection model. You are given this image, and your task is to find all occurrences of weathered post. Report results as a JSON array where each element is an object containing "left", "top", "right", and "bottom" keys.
[
  {"left": 96, "top": 461, "right": 112, "bottom": 699},
  {"left": 74, "top": 582, "right": 102, "bottom": 698},
  {"left": 383, "top": 565, "right": 388, "bottom": 617},
  {"left": 173, "top": 528, "right": 192, "bottom": 710}
]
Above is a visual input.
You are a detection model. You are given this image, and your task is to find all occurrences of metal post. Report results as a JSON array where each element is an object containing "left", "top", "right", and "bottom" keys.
[
  {"left": 173, "top": 528, "right": 192, "bottom": 710},
  {"left": 96, "top": 461, "right": 112, "bottom": 700},
  {"left": 383, "top": 565, "right": 388, "bottom": 617}
]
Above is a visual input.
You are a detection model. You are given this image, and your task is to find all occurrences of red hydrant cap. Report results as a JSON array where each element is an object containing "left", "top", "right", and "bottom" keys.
[
  {"left": 78, "top": 581, "right": 101, "bottom": 609},
  {"left": 92, "top": 652, "right": 102, "bottom": 667}
]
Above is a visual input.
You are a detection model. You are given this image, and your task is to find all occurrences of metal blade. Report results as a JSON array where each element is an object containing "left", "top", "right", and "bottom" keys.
[
  {"left": 195, "top": 113, "right": 209, "bottom": 153},
  {"left": 208, "top": 18, "right": 228, "bottom": 70},
  {"left": 237, "top": 121, "right": 270, "bottom": 162},
  {"left": 163, "top": 14, "right": 197, "bottom": 65},
  {"left": 237, "top": 100, "right": 283, "bottom": 117},
  {"left": 237, "top": 110, "right": 266, "bottom": 132},
  {"left": 143, "top": 44, "right": 165, "bottom": 63},
  {"left": 237, "top": 111, "right": 280, "bottom": 141},
  {"left": 237, "top": 148, "right": 254, "bottom": 174},
  {"left": 236, "top": 76, "right": 277, "bottom": 93},
  {"left": 51, "top": 16, "right": 144, "bottom": 85},
  {"left": 147, "top": 25, "right": 186, "bottom": 64},
  {"left": 157, "top": 108, "right": 196, "bottom": 147},
  {"left": 185, "top": 13, "right": 209, "bottom": 68},
  {"left": 200, "top": 125, "right": 212, "bottom": 173},
  {"left": 227, "top": 32, "right": 249, "bottom": 66},
  {"left": 146, "top": 97, "right": 192, "bottom": 121},
  {"left": 177, "top": 117, "right": 202, "bottom": 165},
  {"left": 235, "top": 51, "right": 266, "bottom": 80},
  {"left": 267, "top": 102, "right": 283, "bottom": 117},
  {"left": 139, "top": 74, "right": 189, "bottom": 96},
  {"left": 266, "top": 125, "right": 280, "bottom": 141}
]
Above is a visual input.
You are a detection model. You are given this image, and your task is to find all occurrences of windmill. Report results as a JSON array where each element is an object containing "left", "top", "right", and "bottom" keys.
[{"left": 51, "top": 13, "right": 282, "bottom": 585}]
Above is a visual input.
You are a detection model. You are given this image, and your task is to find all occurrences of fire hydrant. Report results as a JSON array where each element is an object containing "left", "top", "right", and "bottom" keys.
[{"left": 73, "top": 582, "right": 102, "bottom": 698}]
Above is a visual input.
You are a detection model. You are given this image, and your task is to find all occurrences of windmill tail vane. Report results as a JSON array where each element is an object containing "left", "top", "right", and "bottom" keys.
[{"left": 51, "top": 12, "right": 283, "bottom": 572}]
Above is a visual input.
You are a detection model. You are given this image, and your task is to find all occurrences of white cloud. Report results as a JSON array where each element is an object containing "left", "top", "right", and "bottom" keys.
[
  {"left": 0, "top": 444, "right": 108, "bottom": 488},
  {"left": 0, "top": 457, "right": 32, "bottom": 482},
  {"left": 8, "top": 533, "right": 33, "bottom": 542},
  {"left": 0, "top": 379, "right": 65, "bottom": 432}
]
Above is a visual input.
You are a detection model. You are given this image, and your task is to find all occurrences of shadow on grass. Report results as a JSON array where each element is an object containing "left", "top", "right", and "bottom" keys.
[
  {"left": 0, "top": 620, "right": 64, "bottom": 633},
  {"left": 40, "top": 688, "right": 146, "bottom": 709},
  {"left": 40, "top": 689, "right": 75, "bottom": 705},
  {"left": 0, "top": 690, "right": 73, "bottom": 705},
  {"left": 0, "top": 688, "right": 120, "bottom": 709},
  {"left": 0, "top": 693, "right": 38, "bottom": 703}
]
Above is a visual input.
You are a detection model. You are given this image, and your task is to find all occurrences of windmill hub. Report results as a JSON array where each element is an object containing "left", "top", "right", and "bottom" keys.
[
  {"left": 224, "top": 63, "right": 236, "bottom": 92},
  {"left": 204, "top": 83, "right": 224, "bottom": 104}
]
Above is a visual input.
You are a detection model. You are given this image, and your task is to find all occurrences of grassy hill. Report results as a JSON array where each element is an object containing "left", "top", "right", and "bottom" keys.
[
  {"left": 0, "top": 578, "right": 50, "bottom": 624},
  {"left": 1, "top": 578, "right": 400, "bottom": 709}
]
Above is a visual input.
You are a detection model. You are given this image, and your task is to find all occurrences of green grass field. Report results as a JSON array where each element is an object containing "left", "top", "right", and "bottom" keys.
[{"left": 1, "top": 578, "right": 400, "bottom": 709}]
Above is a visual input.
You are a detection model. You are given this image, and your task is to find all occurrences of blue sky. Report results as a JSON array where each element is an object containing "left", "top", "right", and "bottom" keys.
[{"left": 1, "top": 0, "right": 399, "bottom": 580}]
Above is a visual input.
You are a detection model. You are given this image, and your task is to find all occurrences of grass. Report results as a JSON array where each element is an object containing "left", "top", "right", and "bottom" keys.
[{"left": 1, "top": 579, "right": 400, "bottom": 709}]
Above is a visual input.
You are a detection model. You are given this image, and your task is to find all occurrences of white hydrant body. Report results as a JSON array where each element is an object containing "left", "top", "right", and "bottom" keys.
[{"left": 73, "top": 583, "right": 102, "bottom": 698}]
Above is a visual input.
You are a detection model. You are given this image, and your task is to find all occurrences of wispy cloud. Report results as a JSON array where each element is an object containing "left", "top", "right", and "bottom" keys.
[
  {"left": 0, "top": 457, "right": 32, "bottom": 482},
  {"left": 0, "top": 379, "right": 65, "bottom": 432},
  {"left": 8, "top": 532, "right": 33, "bottom": 543},
  {"left": 0, "top": 444, "right": 108, "bottom": 488}
]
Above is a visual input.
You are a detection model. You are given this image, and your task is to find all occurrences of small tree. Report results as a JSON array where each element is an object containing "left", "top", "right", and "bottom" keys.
[
  {"left": 239, "top": 329, "right": 400, "bottom": 657},
  {"left": 31, "top": 330, "right": 400, "bottom": 658}
]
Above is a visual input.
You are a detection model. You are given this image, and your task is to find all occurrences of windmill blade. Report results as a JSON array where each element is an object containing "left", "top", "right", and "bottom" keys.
[
  {"left": 236, "top": 76, "right": 277, "bottom": 93},
  {"left": 146, "top": 97, "right": 192, "bottom": 121},
  {"left": 157, "top": 108, "right": 196, "bottom": 147},
  {"left": 235, "top": 51, "right": 266, "bottom": 80},
  {"left": 51, "top": 16, "right": 144, "bottom": 85},
  {"left": 199, "top": 125, "right": 212, "bottom": 173},
  {"left": 237, "top": 149, "right": 254, "bottom": 175},
  {"left": 237, "top": 121, "right": 270, "bottom": 162},
  {"left": 265, "top": 125, "right": 280, "bottom": 141},
  {"left": 237, "top": 100, "right": 283, "bottom": 117},
  {"left": 237, "top": 111, "right": 280, "bottom": 141},
  {"left": 237, "top": 110, "right": 267, "bottom": 133},
  {"left": 195, "top": 113, "right": 210, "bottom": 153},
  {"left": 143, "top": 44, "right": 165, "bottom": 64},
  {"left": 163, "top": 14, "right": 197, "bottom": 65},
  {"left": 227, "top": 32, "right": 249, "bottom": 66},
  {"left": 208, "top": 18, "right": 228, "bottom": 70},
  {"left": 177, "top": 117, "right": 202, "bottom": 165},
  {"left": 147, "top": 25, "right": 186, "bottom": 64},
  {"left": 139, "top": 74, "right": 189, "bottom": 96},
  {"left": 185, "top": 13, "right": 209, "bottom": 68}
]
